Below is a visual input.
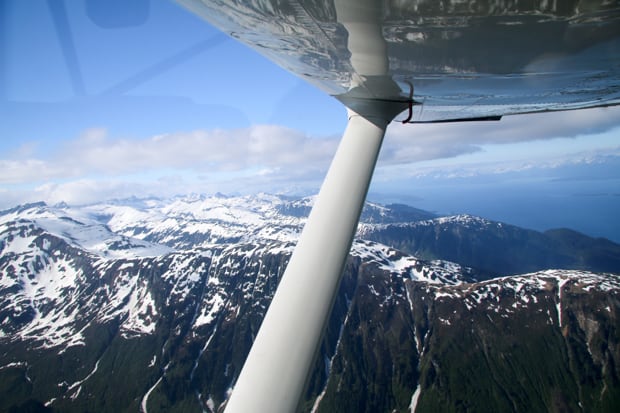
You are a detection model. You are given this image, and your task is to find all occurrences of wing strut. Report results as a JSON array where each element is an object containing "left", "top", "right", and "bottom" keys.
[
  {"left": 224, "top": 106, "right": 395, "bottom": 412},
  {"left": 224, "top": 1, "right": 407, "bottom": 410}
]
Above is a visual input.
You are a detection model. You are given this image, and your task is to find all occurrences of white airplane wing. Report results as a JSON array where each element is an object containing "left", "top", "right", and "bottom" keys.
[{"left": 179, "top": 0, "right": 620, "bottom": 122}]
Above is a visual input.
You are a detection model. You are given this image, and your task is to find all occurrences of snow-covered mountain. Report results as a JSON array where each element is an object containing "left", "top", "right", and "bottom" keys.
[
  {"left": 0, "top": 201, "right": 173, "bottom": 259},
  {"left": 361, "top": 214, "right": 620, "bottom": 277},
  {"left": 0, "top": 196, "right": 467, "bottom": 352},
  {"left": 0, "top": 195, "right": 618, "bottom": 412}
]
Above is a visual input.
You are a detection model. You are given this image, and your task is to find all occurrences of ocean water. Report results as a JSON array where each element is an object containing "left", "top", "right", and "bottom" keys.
[
  {"left": 422, "top": 185, "right": 620, "bottom": 243},
  {"left": 371, "top": 163, "right": 620, "bottom": 243}
]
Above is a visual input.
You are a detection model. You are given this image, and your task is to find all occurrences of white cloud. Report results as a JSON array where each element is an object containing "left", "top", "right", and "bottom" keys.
[
  {"left": 373, "top": 145, "right": 620, "bottom": 186},
  {"left": 0, "top": 125, "right": 339, "bottom": 185},
  {"left": 2, "top": 107, "right": 618, "bottom": 185},
  {"left": 0, "top": 107, "right": 618, "bottom": 207},
  {"left": 380, "top": 106, "right": 620, "bottom": 164},
  {"left": 32, "top": 180, "right": 141, "bottom": 206},
  {"left": 0, "top": 159, "right": 68, "bottom": 184}
]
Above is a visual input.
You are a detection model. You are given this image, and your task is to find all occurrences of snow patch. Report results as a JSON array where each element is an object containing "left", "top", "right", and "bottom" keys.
[
  {"left": 556, "top": 277, "right": 569, "bottom": 328},
  {"left": 409, "top": 384, "right": 421, "bottom": 413},
  {"left": 66, "top": 358, "right": 100, "bottom": 401},
  {"left": 194, "top": 293, "right": 225, "bottom": 328}
]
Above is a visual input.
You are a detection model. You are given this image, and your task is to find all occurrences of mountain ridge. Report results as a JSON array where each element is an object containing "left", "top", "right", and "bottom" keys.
[
  {"left": 3, "top": 194, "right": 618, "bottom": 271},
  {"left": 1, "top": 194, "right": 618, "bottom": 412},
  {"left": 360, "top": 215, "right": 620, "bottom": 277}
]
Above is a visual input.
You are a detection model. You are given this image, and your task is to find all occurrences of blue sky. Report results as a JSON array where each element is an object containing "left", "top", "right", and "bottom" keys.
[{"left": 1, "top": 0, "right": 619, "bottom": 241}]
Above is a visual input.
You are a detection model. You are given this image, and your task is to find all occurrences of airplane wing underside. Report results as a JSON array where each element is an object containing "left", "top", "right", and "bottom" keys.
[{"left": 179, "top": 0, "right": 620, "bottom": 122}]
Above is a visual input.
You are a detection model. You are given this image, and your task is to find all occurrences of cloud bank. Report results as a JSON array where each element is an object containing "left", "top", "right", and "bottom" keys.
[
  {"left": 381, "top": 106, "right": 620, "bottom": 164},
  {"left": 0, "top": 126, "right": 338, "bottom": 184},
  {"left": 0, "top": 106, "right": 618, "bottom": 206}
]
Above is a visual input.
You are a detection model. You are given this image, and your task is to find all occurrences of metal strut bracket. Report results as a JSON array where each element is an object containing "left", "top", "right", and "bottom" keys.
[{"left": 400, "top": 80, "right": 414, "bottom": 124}]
